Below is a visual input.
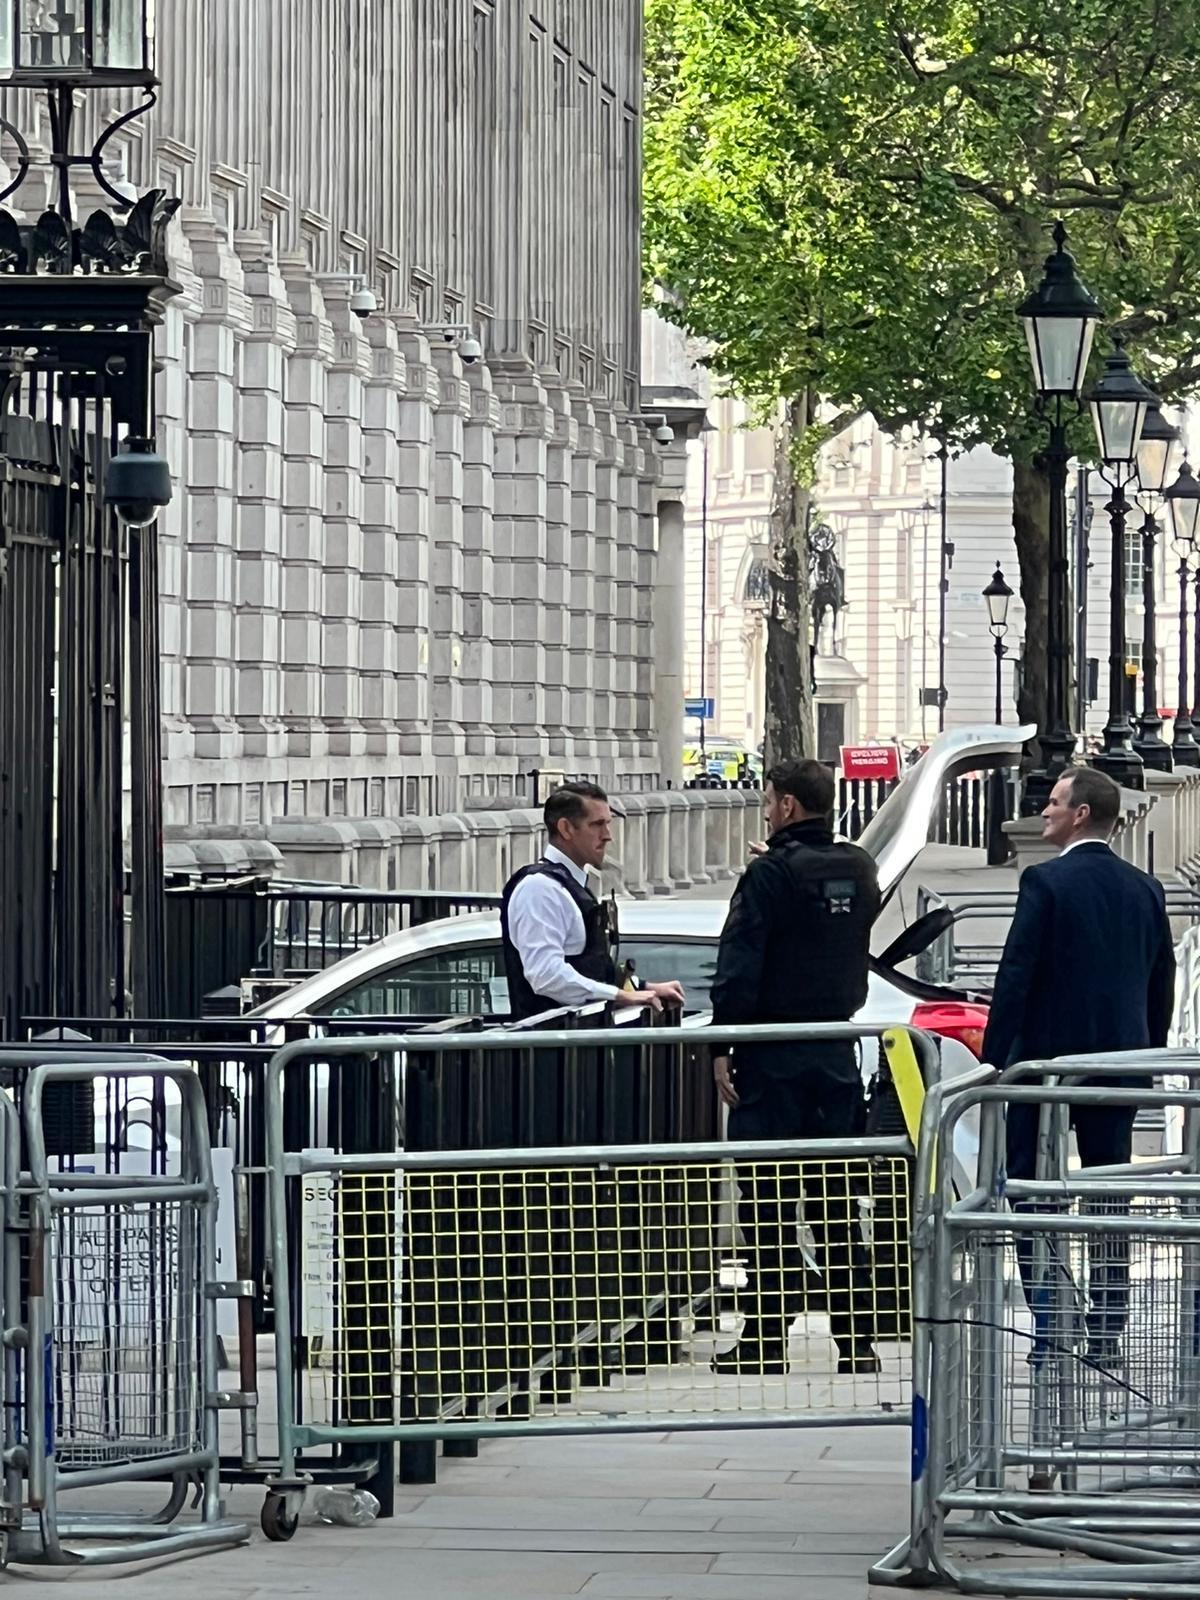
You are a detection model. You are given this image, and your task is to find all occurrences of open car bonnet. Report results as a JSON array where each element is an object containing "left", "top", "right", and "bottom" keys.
[{"left": 856, "top": 724, "right": 1035, "bottom": 904}]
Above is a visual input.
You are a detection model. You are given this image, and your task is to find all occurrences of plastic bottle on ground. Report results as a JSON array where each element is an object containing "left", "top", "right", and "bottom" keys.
[{"left": 312, "top": 1488, "right": 380, "bottom": 1527}]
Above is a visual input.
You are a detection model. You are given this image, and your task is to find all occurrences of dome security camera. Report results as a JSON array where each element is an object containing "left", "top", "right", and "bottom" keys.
[
  {"left": 459, "top": 334, "right": 483, "bottom": 365},
  {"left": 654, "top": 422, "right": 674, "bottom": 444},
  {"left": 349, "top": 284, "right": 378, "bottom": 320},
  {"left": 104, "top": 438, "right": 172, "bottom": 528}
]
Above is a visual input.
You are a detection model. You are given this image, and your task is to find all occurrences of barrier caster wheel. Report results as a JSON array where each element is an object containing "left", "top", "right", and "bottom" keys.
[{"left": 261, "top": 1493, "right": 299, "bottom": 1542}]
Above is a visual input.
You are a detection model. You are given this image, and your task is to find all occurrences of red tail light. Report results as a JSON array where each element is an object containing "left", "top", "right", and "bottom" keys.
[{"left": 910, "top": 1000, "right": 990, "bottom": 1060}]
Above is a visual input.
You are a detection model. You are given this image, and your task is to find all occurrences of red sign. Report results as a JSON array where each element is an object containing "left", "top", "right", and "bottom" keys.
[{"left": 840, "top": 744, "right": 901, "bottom": 781}]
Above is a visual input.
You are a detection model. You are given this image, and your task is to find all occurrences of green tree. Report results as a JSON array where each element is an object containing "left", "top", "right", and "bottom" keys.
[{"left": 645, "top": 0, "right": 1200, "bottom": 753}]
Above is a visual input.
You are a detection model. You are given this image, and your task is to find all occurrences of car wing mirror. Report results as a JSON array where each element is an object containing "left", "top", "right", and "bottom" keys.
[{"left": 876, "top": 906, "right": 955, "bottom": 968}]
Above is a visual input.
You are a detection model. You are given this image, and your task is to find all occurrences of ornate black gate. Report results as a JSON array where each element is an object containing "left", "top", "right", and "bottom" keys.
[{"left": 0, "top": 272, "right": 174, "bottom": 1035}]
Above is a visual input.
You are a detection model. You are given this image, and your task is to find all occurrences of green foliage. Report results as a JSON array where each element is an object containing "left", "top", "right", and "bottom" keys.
[{"left": 644, "top": 0, "right": 1200, "bottom": 461}]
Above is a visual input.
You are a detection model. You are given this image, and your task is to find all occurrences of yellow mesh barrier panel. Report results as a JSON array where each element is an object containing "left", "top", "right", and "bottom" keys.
[{"left": 297, "top": 1155, "right": 912, "bottom": 1429}]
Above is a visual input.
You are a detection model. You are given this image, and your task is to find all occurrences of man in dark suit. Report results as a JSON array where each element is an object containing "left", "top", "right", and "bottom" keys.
[{"left": 982, "top": 765, "right": 1175, "bottom": 1364}]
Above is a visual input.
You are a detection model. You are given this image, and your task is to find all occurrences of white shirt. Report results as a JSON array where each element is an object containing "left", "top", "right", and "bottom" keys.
[
  {"left": 506, "top": 845, "right": 622, "bottom": 1008},
  {"left": 1060, "top": 836, "right": 1112, "bottom": 856}
]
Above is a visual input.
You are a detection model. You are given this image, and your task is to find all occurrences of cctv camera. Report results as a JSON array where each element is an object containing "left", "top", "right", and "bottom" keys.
[
  {"left": 654, "top": 422, "right": 674, "bottom": 444},
  {"left": 349, "top": 285, "right": 377, "bottom": 319},
  {"left": 104, "top": 439, "right": 172, "bottom": 528},
  {"left": 459, "top": 334, "right": 483, "bottom": 365},
  {"left": 442, "top": 329, "right": 457, "bottom": 345}
]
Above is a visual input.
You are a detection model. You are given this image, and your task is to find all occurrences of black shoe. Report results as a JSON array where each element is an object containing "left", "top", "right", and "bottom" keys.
[
  {"left": 711, "top": 1340, "right": 789, "bottom": 1376},
  {"left": 1086, "top": 1336, "right": 1123, "bottom": 1370},
  {"left": 1028, "top": 1470, "right": 1057, "bottom": 1492},
  {"left": 836, "top": 1342, "right": 881, "bottom": 1375}
]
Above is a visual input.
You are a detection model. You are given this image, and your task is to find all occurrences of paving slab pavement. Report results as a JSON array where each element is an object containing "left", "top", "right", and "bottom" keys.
[{"left": 4, "top": 1425, "right": 916, "bottom": 1598}]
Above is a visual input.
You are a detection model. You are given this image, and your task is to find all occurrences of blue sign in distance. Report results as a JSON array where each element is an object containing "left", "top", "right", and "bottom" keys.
[{"left": 684, "top": 697, "right": 715, "bottom": 720}]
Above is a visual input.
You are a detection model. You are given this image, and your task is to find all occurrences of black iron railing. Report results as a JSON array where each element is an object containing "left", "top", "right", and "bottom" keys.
[
  {"left": 163, "top": 877, "right": 503, "bottom": 1017},
  {"left": 837, "top": 772, "right": 1018, "bottom": 846}
]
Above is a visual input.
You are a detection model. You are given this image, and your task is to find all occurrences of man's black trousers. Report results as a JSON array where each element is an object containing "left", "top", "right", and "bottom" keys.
[{"left": 727, "top": 1041, "right": 875, "bottom": 1352}]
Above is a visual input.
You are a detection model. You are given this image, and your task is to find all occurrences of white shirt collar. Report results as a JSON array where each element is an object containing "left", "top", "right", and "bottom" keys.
[
  {"left": 543, "top": 844, "right": 588, "bottom": 886},
  {"left": 1060, "top": 836, "right": 1112, "bottom": 856}
]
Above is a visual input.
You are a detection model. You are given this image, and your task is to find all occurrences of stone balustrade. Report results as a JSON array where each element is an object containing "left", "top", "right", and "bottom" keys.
[
  {"left": 1005, "top": 768, "right": 1200, "bottom": 883},
  {"left": 164, "top": 786, "right": 762, "bottom": 898}
]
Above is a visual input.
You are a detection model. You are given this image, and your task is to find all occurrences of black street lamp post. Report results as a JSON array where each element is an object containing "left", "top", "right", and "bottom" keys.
[
  {"left": 1167, "top": 464, "right": 1200, "bottom": 766},
  {"left": 1016, "top": 221, "right": 1103, "bottom": 812},
  {"left": 983, "top": 564, "right": 1014, "bottom": 864},
  {"left": 1172, "top": 540, "right": 1197, "bottom": 763},
  {"left": 984, "top": 564, "right": 1014, "bottom": 723},
  {"left": 1085, "top": 338, "right": 1155, "bottom": 789},
  {"left": 1132, "top": 402, "right": 1182, "bottom": 771}
]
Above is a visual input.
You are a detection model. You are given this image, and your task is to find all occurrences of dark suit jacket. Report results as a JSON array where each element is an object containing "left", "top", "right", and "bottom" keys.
[{"left": 981, "top": 841, "right": 1175, "bottom": 1070}]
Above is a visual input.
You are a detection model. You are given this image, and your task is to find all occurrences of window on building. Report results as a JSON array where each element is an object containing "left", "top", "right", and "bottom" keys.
[
  {"left": 896, "top": 525, "right": 913, "bottom": 599},
  {"left": 1125, "top": 528, "right": 1144, "bottom": 597},
  {"left": 705, "top": 536, "right": 721, "bottom": 609}
]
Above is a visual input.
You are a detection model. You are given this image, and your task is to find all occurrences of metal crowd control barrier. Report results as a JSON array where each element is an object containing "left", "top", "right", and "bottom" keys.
[
  {"left": 3, "top": 1008, "right": 727, "bottom": 1515},
  {"left": 3, "top": 1059, "right": 249, "bottom": 1567},
  {"left": 1173, "top": 924, "right": 1200, "bottom": 1050},
  {"left": 253, "top": 1022, "right": 949, "bottom": 1539},
  {"left": 876, "top": 1051, "right": 1200, "bottom": 1597},
  {"left": 915, "top": 884, "right": 1200, "bottom": 992}
]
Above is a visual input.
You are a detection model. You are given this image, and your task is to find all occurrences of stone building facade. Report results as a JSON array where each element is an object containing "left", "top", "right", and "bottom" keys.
[{"left": 2, "top": 1, "right": 682, "bottom": 831}]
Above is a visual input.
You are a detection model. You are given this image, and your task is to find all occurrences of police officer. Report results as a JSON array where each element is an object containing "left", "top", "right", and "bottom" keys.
[
  {"left": 710, "top": 758, "right": 880, "bottom": 1376},
  {"left": 501, "top": 781, "right": 685, "bottom": 1021}
]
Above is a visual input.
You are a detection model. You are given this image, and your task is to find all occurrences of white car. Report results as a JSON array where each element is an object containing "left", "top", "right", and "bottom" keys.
[{"left": 249, "top": 727, "right": 1033, "bottom": 1098}]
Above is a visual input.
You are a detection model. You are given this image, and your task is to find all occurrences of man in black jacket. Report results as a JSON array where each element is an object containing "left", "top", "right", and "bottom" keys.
[
  {"left": 710, "top": 759, "right": 881, "bottom": 1375},
  {"left": 982, "top": 765, "right": 1175, "bottom": 1364}
]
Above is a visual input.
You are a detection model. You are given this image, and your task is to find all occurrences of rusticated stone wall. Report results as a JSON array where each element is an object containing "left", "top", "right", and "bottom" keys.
[{"left": 1, "top": 2, "right": 681, "bottom": 833}]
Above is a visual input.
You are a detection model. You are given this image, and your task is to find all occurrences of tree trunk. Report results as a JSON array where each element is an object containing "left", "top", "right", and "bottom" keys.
[
  {"left": 1011, "top": 454, "right": 1052, "bottom": 760},
  {"left": 764, "top": 392, "right": 815, "bottom": 769}
]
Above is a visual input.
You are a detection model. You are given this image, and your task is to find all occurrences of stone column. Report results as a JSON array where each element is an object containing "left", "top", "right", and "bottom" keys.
[
  {"left": 569, "top": 394, "right": 601, "bottom": 769},
  {"left": 592, "top": 409, "right": 621, "bottom": 779},
  {"left": 279, "top": 254, "right": 334, "bottom": 763},
  {"left": 430, "top": 345, "right": 471, "bottom": 779},
  {"left": 391, "top": 324, "right": 439, "bottom": 761},
  {"left": 320, "top": 283, "right": 371, "bottom": 763},
  {"left": 180, "top": 213, "right": 250, "bottom": 760},
  {"left": 653, "top": 499, "right": 687, "bottom": 791},
  {"left": 613, "top": 422, "right": 641, "bottom": 763},
  {"left": 461, "top": 365, "right": 499, "bottom": 764},
  {"left": 1144, "top": 768, "right": 1190, "bottom": 881},
  {"left": 360, "top": 318, "right": 407, "bottom": 772},
  {"left": 232, "top": 230, "right": 294, "bottom": 764},
  {"left": 155, "top": 247, "right": 204, "bottom": 816},
  {"left": 493, "top": 367, "right": 554, "bottom": 763},
  {"left": 634, "top": 471, "right": 659, "bottom": 774},
  {"left": 543, "top": 380, "right": 577, "bottom": 760}
]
